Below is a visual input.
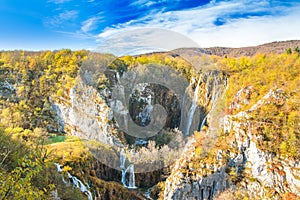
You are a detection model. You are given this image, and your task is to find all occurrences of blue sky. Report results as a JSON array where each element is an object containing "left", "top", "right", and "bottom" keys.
[{"left": 0, "top": 0, "right": 299, "bottom": 52}]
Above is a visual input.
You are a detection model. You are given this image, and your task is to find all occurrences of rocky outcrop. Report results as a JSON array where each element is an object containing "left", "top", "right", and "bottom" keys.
[
  {"left": 224, "top": 109, "right": 300, "bottom": 198},
  {"left": 163, "top": 87, "right": 300, "bottom": 199},
  {"left": 52, "top": 77, "right": 117, "bottom": 146}
]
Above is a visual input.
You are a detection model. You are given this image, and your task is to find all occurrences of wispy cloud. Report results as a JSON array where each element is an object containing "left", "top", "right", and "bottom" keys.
[
  {"left": 130, "top": 0, "right": 168, "bottom": 8},
  {"left": 48, "top": 0, "right": 71, "bottom": 4},
  {"left": 96, "top": 28, "right": 199, "bottom": 55},
  {"left": 81, "top": 16, "right": 102, "bottom": 33},
  {"left": 45, "top": 10, "right": 79, "bottom": 28},
  {"left": 95, "top": 0, "right": 300, "bottom": 50}
]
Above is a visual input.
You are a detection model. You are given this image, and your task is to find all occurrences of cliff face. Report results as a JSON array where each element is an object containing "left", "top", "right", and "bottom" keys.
[
  {"left": 163, "top": 87, "right": 300, "bottom": 200},
  {"left": 52, "top": 77, "right": 117, "bottom": 146}
]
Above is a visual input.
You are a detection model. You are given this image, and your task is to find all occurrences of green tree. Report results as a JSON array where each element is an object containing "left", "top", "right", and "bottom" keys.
[{"left": 294, "top": 46, "right": 300, "bottom": 54}]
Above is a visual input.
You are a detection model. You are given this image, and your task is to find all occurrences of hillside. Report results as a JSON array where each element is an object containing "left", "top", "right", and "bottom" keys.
[
  {"left": 205, "top": 40, "right": 300, "bottom": 57},
  {"left": 174, "top": 40, "right": 300, "bottom": 58}
]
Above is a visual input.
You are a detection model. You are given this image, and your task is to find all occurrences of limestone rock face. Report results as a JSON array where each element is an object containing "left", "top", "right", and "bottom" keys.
[
  {"left": 52, "top": 78, "right": 116, "bottom": 146},
  {"left": 164, "top": 87, "right": 300, "bottom": 200}
]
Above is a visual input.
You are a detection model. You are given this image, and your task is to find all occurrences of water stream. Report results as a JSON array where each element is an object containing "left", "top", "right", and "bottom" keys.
[
  {"left": 120, "top": 149, "right": 137, "bottom": 189},
  {"left": 55, "top": 163, "right": 93, "bottom": 200},
  {"left": 185, "top": 76, "right": 202, "bottom": 135}
]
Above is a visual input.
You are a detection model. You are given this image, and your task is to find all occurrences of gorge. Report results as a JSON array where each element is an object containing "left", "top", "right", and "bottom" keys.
[{"left": 0, "top": 41, "right": 299, "bottom": 199}]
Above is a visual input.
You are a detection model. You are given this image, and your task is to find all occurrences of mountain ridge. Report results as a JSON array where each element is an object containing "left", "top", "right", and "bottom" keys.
[{"left": 173, "top": 40, "right": 300, "bottom": 57}]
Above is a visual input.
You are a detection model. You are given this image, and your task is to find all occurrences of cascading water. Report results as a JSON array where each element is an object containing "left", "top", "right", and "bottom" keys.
[
  {"left": 180, "top": 71, "right": 226, "bottom": 135},
  {"left": 55, "top": 162, "right": 63, "bottom": 172},
  {"left": 145, "top": 187, "right": 153, "bottom": 199},
  {"left": 119, "top": 149, "right": 137, "bottom": 189},
  {"left": 120, "top": 148, "right": 126, "bottom": 186},
  {"left": 198, "top": 76, "right": 221, "bottom": 131},
  {"left": 138, "top": 104, "right": 153, "bottom": 126},
  {"left": 126, "top": 164, "right": 136, "bottom": 189},
  {"left": 185, "top": 76, "right": 202, "bottom": 135},
  {"left": 54, "top": 163, "right": 93, "bottom": 200}
]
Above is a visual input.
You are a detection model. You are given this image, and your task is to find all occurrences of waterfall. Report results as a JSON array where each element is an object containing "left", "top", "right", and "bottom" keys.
[
  {"left": 120, "top": 148, "right": 126, "bottom": 186},
  {"left": 126, "top": 164, "right": 136, "bottom": 189},
  {"left": 199, "top": 115, "right": 207, "bottom": 131},
  {"left": 145, "top": 187, "right": 153, "bottom": 199},
  {"left": 185, "top": 76, "right": 201, "bottom": 135},
  {"left": 119, "top": 149, "right": 137, "bottom": 189},
  {"left": 120, "top": 148, "right": 126, "bottom": 169},
  {"left": 138, "top": 104, "right": 153, "bottom": 126},
  {"left": 180, "top": 72, "right": 226, "bottom": 135},
  {"left": 198, "top": 75, "right": 222, "bottom": 131},
  {"left": 54, "top": 163, "right": 93, "bottom": 200},
  {"left": 55, "top": 163, "right": 63, "bottom": 172}
]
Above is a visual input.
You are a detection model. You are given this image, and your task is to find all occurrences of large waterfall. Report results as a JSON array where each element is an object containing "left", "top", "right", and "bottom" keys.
[
  {"left": 179, "top": 71, "right": 226, "bottom": 135},
  {"left": 120, "top": 149, "right": 137, "bottom": 189},
  {"left": 185, "top": 76, "right": 201, "bottom": 135},
  {"left": 198, "top": 75, "right": 222, "bottom": 131},
  {"left": 55, "top": 163, "right": 93, "bottom": 200}
]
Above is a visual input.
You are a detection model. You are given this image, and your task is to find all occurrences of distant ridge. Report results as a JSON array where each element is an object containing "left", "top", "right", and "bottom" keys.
[
  {"left": 204, "top": 40, "right": 300, "bottom": 57},
  {"left": 174, "top": 40, "right": 300, "bottom": 57}
]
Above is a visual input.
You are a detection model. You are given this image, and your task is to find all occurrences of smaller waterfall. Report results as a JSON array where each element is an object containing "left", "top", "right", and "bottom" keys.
[
  {"left": 126, "top": 164, "right": 136, "bottom": 189},
  {"left": 185, "top": 76, "right": 201, "bottom": 135},
  {"left": 138, "top": 104, "right": 153, "bottom": 126},
  {"left": 55, "top": 163, "right": 63, "bottom": 172},
  {"left": 199, "top": 115, "right": 207, "bottom": 131},
  {"left": 119, "top": 149, "right": 137, "bottom": 189},
  {"left": 120, "top": 148, "right": 127, "bottom": 186},
  {"left": 54, "top": 163, "right": 93, "bottom": 200},
  {"left": 144, "top": 187, "right": 153, "bottom": 199},
  {"left": 120, "top": 148, "right": 126, "bottom": 169}
]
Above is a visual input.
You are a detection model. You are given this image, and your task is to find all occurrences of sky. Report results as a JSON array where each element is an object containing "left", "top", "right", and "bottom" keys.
[{"left": 0, "top": 0, "right": 300, "bottom": 53}]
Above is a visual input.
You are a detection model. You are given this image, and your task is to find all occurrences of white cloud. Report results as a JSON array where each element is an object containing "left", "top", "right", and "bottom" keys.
[
  {"left": 130, "top": 0, "right": 174, "bottom": 8},
  {"left": 45, "top": 10, "right": 78, "bottom": 28},
  {"left": 48, "top": 0, "right": 71, "bottom": 4},
  {"left": 81, "top": 16, "right": 102, "bottom": 33},
  {"left": 95, "top": 0, "right": 300, "bottom": 51},
  {"left": 96, "top": 28, "right": 199, "bottom": 55},
  {"left": 190, "top": 12, "right": 300, "bottom": 47}
]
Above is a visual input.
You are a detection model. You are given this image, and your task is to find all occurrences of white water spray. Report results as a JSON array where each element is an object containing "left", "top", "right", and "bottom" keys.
[
  {"left": 126, "top": 164, "right": 136, "bottom": 189},
  {"left": 185, "top": 76, "right": 202, "bottom": 135},
  {"left": 119, "top": 149, "right": 137, "bottom": 189},
  {"left": 54, "top": 163, "right": 93, "bottom": 200},
  {"left": 199, "top": 76, "right": 222, "bottom": 131}
]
